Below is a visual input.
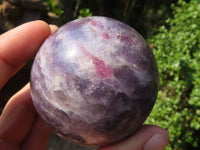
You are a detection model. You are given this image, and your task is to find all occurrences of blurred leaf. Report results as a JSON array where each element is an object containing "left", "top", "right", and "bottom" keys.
[
  {"left": 78, "top": 8, "right": 93, "bottom": 18},
  {"left": 46, "top": 0, "right": 64, "bottom": 16}
]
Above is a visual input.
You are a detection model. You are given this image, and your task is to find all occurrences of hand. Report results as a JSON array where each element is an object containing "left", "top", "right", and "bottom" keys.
[
  {"left": 0, "top": 21, "right": 169, "bottom": 150},
  {"left": 0, "top": 21, "right": 58, "bottom": 150}
]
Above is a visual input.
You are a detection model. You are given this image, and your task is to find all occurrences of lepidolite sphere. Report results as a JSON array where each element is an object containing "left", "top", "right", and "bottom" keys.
[{"left": 30, "top": 16, "right": 159, "bottom": 146}]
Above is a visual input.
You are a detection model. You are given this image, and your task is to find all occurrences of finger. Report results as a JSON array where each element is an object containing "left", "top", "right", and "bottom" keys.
[
  {"left": 0, "top": 21, "right": 58, "bottom": 145},
  {"left": 21, "top": 117, "right": 52, "bottom": 150},
  {"left": 0, "top": 84, "right": 37, "bottom": 145},
  {"left": 98, "top": 125, "right": 169, "bottom": 150},
  {"left": 0, "top": 20, "right": 51, "bottom": 89}
]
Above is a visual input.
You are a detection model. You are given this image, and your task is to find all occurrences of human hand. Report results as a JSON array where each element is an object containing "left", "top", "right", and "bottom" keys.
[
  {"left": 0, "top": 20, "right": 169, "bottom": 150},
  {"left": 0, "top": 21, "right": 58, "bottom": 150}
]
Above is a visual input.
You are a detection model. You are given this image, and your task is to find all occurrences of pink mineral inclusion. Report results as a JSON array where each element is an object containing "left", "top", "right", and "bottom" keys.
[
  {"left": 91, "top": 20, "right": 98, "bottom": 26},
  {"left": 92, "top": 57, "right": 113, "bottom": 79},
  {"left": 101, "top": 33, "right": 111, "bottom": 39},
  {"left": 117, "top": 34, "right": 132, "bottom": 43},
  {"left": 91, "top": 20, "right": 104, "bottom": 29},
  {"left": 78, "top": 44, "right": 113, "bottom": 79}
]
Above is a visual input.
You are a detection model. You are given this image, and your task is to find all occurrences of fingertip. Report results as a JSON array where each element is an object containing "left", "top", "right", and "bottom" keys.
[
  {"left": 30, "top": 20, "right": 52, "bottom": 35},
  {"left": 23, "top": 20, "right": 52, "bottom": 48},
  {"left": 0, "top": 20, "right": 52, "bottom": 66},
  {"left": 144, "top": 133, "right": 169, "bottom": 150},
  {"left": 143, "top": 125, "right": 170, "bottom": 141},
  {"left": 138, "top": 125, "right": 170, "bottom": 150}
]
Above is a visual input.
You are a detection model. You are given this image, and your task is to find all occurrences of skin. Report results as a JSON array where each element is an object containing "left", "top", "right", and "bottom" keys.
[{"left": 0, "top": 20, "right": 169, "bottom": 150}]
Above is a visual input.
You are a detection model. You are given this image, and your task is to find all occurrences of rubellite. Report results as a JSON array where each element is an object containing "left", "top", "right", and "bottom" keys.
[{"left": 30, "top": 16, "right": 159, "bottom": 146}]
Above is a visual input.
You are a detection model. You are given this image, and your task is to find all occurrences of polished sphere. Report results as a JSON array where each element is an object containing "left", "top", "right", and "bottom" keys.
[{"left": 30, "top": 16, "right": 159, "bottom": 146}]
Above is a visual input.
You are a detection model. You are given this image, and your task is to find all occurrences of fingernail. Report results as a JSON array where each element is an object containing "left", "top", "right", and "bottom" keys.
[
  {"left": 49, "top": 24, "right": 58, "bottom": 33},
  {"left": 143, "top": 134, "right": 169, "bottom": 150}
]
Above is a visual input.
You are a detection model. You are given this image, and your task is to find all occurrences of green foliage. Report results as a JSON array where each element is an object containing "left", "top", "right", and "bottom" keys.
[
  {"left": 46, "top": 0, "right": 64, "bottom": 16},
  {"left": 145, "top": 0, "right": 200, "bottom": 149},
  {"left": 78, "top": 8, "right": 93, "bottom": 18}
]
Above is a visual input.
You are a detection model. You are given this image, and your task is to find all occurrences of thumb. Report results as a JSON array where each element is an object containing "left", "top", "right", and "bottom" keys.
[{"left": 97, "top": 125, "right": 169, "bottom": 150}]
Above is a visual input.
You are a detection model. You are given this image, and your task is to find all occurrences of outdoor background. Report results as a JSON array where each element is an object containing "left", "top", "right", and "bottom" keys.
[{"left": 0, "top": 0, "right": 200, "bottom": 150}]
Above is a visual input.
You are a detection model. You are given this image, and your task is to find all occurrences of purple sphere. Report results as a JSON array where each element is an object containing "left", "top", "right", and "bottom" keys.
[{"left": 30, "top": 16, "right": 159, "bottom": 146}]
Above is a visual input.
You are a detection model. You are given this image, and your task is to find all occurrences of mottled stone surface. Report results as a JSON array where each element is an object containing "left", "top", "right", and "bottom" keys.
[{"left": 31, "top": 16, "right": 159, "bottom": 146}]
